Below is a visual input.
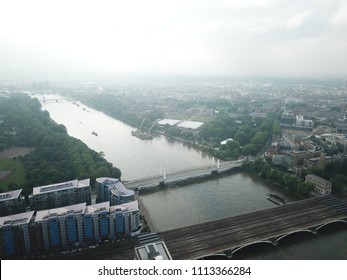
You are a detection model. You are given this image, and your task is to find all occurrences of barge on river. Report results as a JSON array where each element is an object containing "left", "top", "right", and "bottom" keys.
[{"left": 267, "top": 193, "right": 286, "bottom": 205}]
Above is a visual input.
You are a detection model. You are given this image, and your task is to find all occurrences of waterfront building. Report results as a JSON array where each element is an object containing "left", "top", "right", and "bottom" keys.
[
  {"left": 0, "top": 211, "right": 35, "bottom": 258},
  {"left": 305, "top": 174, "right": 332, "bottom": 196},
  {"left": 0, "top": 200, "right": 141, "bottom": 258},
  {"left": 29, "top": 178, "right": 91, "bottom": 211},
  {"left": 95, "top": 177, "right": 134, "bottom": 206},
  {"left": 177, "top": 120, "right": 204, "bottom": 130},
  {"left": 86, "top": 200, "right": 142, "bottom": 241},
  {"left": 34, "top": 203, "right": 86, "bottom": 253},
  {"left": 0, "top": 189, "right": 26, "bottom": 217},
  {"left": 272, "top": 154, "right": 285, "bottom": 165}
]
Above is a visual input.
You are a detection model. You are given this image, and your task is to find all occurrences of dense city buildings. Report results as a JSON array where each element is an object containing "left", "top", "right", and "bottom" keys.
[
  {"left": 0, "top": 189, "right": 26, "bottom": 216},
  {"left": 29, "top": 179, "right": 91, "bottom": 211}
]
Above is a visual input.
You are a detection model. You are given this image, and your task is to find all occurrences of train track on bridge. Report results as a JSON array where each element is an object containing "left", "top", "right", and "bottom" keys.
[{"left": 159, "top": 192, "right": 347, "bottom": 259}]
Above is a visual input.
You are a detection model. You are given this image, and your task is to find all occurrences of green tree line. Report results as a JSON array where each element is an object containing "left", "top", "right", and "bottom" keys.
[
  {"left": 0, "top": 93, "right": 121, "bottom": 197},
  {"left": 242, "top": 157, "right": 347, "bottom": 198},
  {"left": 195, "top": 113, "right": 281, "bottom": 160}
]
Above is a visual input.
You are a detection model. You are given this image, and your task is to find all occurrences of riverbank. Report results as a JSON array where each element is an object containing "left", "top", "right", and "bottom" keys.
[
  {"left": 244, "top": 171, "right": 301, "bottom": 201},
  {"left": 135, "top": 194, "right": 158, "bottom": 233},
  {"left": 35, "top": 92, "right": 347, "bottom": 259}
]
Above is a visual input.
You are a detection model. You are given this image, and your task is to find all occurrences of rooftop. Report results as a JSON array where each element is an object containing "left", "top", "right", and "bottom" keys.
[
  {"left": 96, "top": 177, "right": 134, "bottom": 197},
  {"left": 86, "top": 201, "right": 110, "bottom": 214},
  {"left": 135, "top": 233, "right": 172, "bottom": 260},
  {"left": 157, "top": 119, "right": 181, "bottom": 126},
  {"left": 33, "top": 200, "right": 139, "bottom": 222},
  {"left": 0, "top": 211, "right": 35, "bottom": 228},
  {"left": 156, "top": 119, "right": 204, "bottom": 130},
  {"left": 110, "top": 200, "right": 139, "bottom": 212},
  {"left": 0, "top": 189, "right": 22, "bottom": 202},
  {"left": 32, "top": 178, "right": 90, "bottom": 195},
  {"left": 177, "top": 120, "right": 204, "bottom": 130},
  {"left": 35, "top": 203, "right": 86, "bottom": 222}
]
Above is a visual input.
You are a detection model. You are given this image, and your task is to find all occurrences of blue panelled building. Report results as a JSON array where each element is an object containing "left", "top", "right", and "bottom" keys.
[
  {"left": 29, "top": 179, "right": 91, "bottom": 211},
  {"left": 0, "top": 177, "right": 142, "bottom": 259},
  {"left": 0, "top": 189, "right": 26, "bottom": 216},
  {"left": 0, "top": 211, "right": 34, "bottom": 258}
]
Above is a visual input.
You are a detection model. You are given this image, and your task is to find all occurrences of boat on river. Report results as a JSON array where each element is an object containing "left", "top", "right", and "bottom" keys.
[
  {"left": 267, "top": 193, "right": 286, "bottom": 205},
  {"left": 131, "top": 118, "right": 158, "bottom": 140},
  {"left": 131, "top": 130, "right": 153, "bottom": 140}
]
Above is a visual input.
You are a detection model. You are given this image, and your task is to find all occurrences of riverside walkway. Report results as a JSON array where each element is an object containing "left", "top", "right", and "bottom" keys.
[{"left": 135, "top": 194, "right": 158, "bottom": 232}]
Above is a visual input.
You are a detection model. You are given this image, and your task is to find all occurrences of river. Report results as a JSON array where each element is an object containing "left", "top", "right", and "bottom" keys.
[{"left": 36, "top": 93, "right": 347, "bottom": 260}]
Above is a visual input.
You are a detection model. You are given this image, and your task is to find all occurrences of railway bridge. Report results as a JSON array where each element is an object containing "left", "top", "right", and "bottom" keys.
[{"left": 158, "top": 193, "right": 347, "bottom": 259}]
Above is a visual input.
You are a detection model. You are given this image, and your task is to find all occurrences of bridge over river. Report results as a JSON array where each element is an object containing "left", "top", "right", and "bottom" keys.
[
  {"left": 123, "top": 160, "right": 243, "bottom": 190},
  {"left": 158, "top": 193, "right": 347, "bottom": 259}
]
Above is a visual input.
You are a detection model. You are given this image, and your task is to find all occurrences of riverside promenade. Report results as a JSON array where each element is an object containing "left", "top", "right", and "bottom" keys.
[{"left": 135, "top": 194, "right": 158, "bottom": 233}]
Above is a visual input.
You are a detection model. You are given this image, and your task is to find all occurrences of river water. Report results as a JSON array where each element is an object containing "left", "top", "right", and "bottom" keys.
[{"left": 36, "top": 94, "right": 347, "bottom": 260}]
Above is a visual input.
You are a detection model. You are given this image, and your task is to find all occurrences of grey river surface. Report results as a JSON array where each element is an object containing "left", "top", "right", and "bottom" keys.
[{"left": 37, "top": 94, "right": 347, "bottom": 260}]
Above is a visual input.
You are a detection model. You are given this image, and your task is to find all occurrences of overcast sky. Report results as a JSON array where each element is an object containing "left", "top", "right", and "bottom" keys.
[{"left": 1, "top": 0, "right": 347, "bottom": 80}]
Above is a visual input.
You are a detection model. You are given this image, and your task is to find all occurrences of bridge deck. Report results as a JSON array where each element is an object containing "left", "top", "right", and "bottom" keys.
[
  {"left": 124, "top": 161, "right": 242, "bottom": 190},
  {"left": 159, "top": 193, "right": 347, "bottom": 259}
]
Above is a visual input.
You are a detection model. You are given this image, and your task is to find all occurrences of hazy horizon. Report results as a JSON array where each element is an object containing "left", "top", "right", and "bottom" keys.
[{"left": 1, "top": 0, "right": 347, "bottom": 80}]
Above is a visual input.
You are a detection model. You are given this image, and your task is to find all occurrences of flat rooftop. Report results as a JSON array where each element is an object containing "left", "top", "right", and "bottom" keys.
[
  {"left": 0, "top": 211, "right": 35, "bottom": 228},
  {"left": 157, "top": 119, "right": 204, "bottom": 130},
  {"left": 0, "top": 189, "right": 22, "bottom": 202},
  {"left": 35, "top": 203, "right": 86, "bottom": 222},
  {"left": 32, "top": 178, "right": 90, "bottom": 195},
  {"left": 157, "top": 119, "right": 181, "bottom": 126},
  {"left": 177, "top": 120, "right": 204, "bottom": 130},
  {"left": 86, "top": 201, "right": 110, "bottom": 214},
  {"left": 33, "top": 200, "right": 139, "bottom": 220},
  {"left": 135, "top": 233, "right": 172, "bottom": 260},
  {"left": 110, "top": 200, "right": 138, "bottom": 212}
]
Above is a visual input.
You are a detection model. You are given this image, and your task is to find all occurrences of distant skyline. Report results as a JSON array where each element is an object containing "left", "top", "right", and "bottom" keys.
[{"left": 1, "top": 0, "right": 347, "bottom": 80}]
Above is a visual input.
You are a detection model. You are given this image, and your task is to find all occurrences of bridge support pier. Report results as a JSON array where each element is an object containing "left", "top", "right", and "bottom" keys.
[
  {"left": 224, "top": 250, "right": 233, "bottom": 259},
  {"left": 270, "top": 238, "right": 278, "bottom": 246},
  {"left": 159, "top": 181, "right": 166, "bottom": 187}
]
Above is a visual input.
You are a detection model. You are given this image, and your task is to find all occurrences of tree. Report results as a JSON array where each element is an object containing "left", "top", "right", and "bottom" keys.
[
  {"left": 226, "top": 140, "right": 240, "bottom": 151},
  {"left": 260, "top": 164, "right": 271, "bottom": 178},
  {"left": 234, "top": 131, "right": 248, "bottom": 146},
  {"left": 297, "top": 182, "right": 314, "bottom": 197},
  {"left": 251, "top": 131, "right": 267, "bottom": 148},
  {"left": 242, "top": 143, "right": 258, "bottom": 156},
  {"left": 98, "top": 151, "right": 105, "bottom": 158},
  {"left": 332, "top": 173, "right": 347, "bottom": 192},
  {"left": 283, "top": 174, "right": 298, "bottom": 193},
  {"left": 95, "top": 166, "right": 111, "bottom": 178}
]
